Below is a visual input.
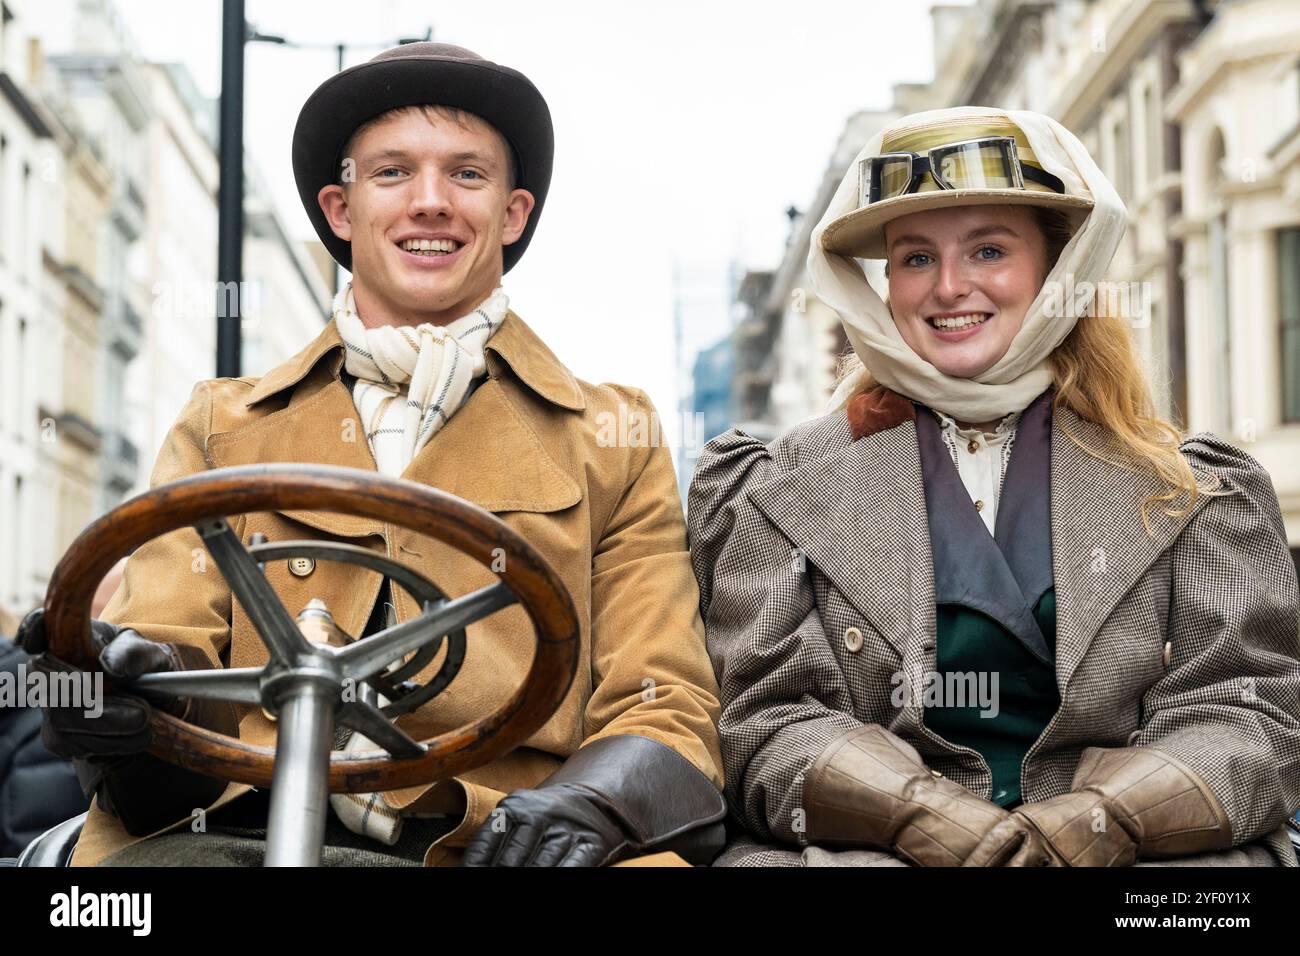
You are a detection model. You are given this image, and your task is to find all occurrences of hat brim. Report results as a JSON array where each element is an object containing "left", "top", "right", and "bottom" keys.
[
  {"left": 292, "top": 55, "right": 554, "bottom": 274},
  {"left": 821, "top": 190, "right": 1095, "bottom": 260}
]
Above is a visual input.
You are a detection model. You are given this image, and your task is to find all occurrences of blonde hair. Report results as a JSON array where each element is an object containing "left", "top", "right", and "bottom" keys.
[{"left": 834, "top": 206, "right": 1224, "bottom": 533}]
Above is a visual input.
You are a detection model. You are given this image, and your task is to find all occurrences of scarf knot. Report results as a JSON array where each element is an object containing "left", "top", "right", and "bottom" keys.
[{"left": 332, "top": 281, "right": 509, "bottom": 477}]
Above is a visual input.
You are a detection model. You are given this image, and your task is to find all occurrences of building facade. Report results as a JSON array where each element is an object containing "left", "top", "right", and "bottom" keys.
[
  {"left": 1165, "top": 0, "right": 1300, "bottom": 549},
  {"left": 0, "top": 0, "right": 332, "bottom": 617}
]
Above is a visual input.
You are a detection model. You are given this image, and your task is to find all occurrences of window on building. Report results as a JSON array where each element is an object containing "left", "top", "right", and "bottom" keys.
[
  {"left": 13, "top": 472, "right": 22, "bottom": 606},
  {"left": 16, "top": 315, "right": 25, "bottom": 439},
  {"left": 1111, "top": 112, "right": 1131, "bottom": 202},
  {"left": 1281, "top": 227, "right": 1300, "bottom": 423},
  {"left": 1210, "top": 211, "right": 1232, "bottom": 433},
  {"left": 21, "top": 160, "right": 30, "bottom": 282}
]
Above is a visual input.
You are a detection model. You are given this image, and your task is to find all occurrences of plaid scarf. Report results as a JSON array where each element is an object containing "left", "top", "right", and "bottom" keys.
[
  {"left": 333, "top": 280, "right": 509, "bottom": 478},
  {"left": 328, "top": 279, "right": 508, "bottom": 844}
]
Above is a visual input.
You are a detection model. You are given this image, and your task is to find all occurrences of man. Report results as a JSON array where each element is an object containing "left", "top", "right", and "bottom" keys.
[{"left": 19, "top": 42, "right": 725, "bottom": 867}]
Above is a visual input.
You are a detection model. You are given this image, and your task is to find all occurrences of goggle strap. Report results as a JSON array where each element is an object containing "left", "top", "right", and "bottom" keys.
[
  {"left": 1021, "top": 164, "right": 1066, "bottom": 195},
  {"left": 918, "top": 156, "right": 1065, "bottom": 195},
  {"left": 865, "top": 152, "right": 1067, "bottom": 201}
]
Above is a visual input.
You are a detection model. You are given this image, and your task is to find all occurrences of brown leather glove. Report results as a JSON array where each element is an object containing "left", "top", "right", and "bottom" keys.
[
  {"left": 963, "top": 746, "right": 1234, "bottom": 867},
  {"left": 802, "top": 723, "right": 1011, "bottom": 866}
]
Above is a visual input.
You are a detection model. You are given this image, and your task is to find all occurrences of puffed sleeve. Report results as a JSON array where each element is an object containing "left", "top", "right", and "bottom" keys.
[
  {"left": 687, "top": 429, "right": 862, "bottom": 845},
  {"left": 1134, "top": 432, "right": 1300, "bottom": 844}
]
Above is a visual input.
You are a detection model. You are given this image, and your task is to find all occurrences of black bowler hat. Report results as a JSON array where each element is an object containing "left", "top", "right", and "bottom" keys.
[{"left": 292, "top": 42, "right": 554, "bottom": 274}]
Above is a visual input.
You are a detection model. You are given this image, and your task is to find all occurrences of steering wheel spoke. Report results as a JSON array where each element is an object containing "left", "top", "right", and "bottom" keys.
[
  {"left": 196, "top": 518, "right": 311, "bottom": 665},
  {"left": 129, "top": 666, "right": 264, "bottom": 705},
  {"left": 338, "top": 700, "right": 427, "bottom": 759},
  {"left": 338, "top": 580, "right": 516, "bottom": 682}
]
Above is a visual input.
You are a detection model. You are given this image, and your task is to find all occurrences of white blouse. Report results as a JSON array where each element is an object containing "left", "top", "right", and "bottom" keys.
[{"left": 931, "top": 408, "right": 1022, "bottom": 535}]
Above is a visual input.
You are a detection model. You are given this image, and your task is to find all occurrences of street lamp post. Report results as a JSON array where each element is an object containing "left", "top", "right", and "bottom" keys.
[
  {"left": 216, "top": 0, "right": 246, "bottom": 378},
  {"left": 215, "top": 5, "right": 431, "bottom": 376}
]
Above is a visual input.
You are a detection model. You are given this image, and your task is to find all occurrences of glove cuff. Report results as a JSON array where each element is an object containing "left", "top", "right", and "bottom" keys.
[
  {"left": 1071, "top": 746, "right": 1233, "bottom": 859},
  {"left": 803, "top": 723, "right": 1006, "bottom": 864}
]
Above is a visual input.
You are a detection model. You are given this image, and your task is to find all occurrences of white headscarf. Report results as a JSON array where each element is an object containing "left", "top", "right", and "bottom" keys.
[{"left": 808, "top": 106, "right": 1127, "bottom": 422}]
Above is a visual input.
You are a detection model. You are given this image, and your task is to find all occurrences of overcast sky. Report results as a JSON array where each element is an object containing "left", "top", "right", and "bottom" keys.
[{"left": 108, "top": 0, "right": 951, "bottom": 418}]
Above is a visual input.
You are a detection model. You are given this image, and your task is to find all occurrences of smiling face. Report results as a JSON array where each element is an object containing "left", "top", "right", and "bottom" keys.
[
  {"left": 883, "top": 204, "right": 1050, "bottom": 379},
  {"left": 316, "top": 106, "right": 535, "bottom": 327}
]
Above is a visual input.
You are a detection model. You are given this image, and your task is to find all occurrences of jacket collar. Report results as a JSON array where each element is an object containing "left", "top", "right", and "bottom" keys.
[
  {"left": 215, "top": 308, "right": 584, "bottom": 539},
  {"left": 243, "top": 310, "right": 586, "bottom": 412}
]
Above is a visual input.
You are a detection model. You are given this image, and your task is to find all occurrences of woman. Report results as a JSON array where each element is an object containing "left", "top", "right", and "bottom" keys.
[{"left": 688, "top": 106, "right": 1300, "bottom": 867}]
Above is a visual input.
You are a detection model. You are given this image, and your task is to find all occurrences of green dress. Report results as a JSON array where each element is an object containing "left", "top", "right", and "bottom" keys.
[{"left": 926, "top": 589, "right": 1060, "bottom": 807}]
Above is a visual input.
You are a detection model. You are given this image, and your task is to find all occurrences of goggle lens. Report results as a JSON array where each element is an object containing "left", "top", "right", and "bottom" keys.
[
  {"left": 881, "top": 158, "right": 917, "bottom": 201},
  {"left": 931, "top": 140, "right": 1019, "bottom": 190}
]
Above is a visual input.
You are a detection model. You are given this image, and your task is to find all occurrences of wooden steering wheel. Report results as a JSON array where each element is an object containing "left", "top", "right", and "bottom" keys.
[{"left": 41, "top": 464, "right": 580, "bottom": 863}]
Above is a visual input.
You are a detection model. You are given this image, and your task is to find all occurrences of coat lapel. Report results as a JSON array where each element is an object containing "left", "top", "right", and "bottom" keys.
[
  {"left": 397, "top": 375, "right": 580, "bottom": 513},
  {"left": 915, "top": 404, "right": 1053, "bottom": 666},
  {"left": 206, "top": 312, "right": 582, "bottom": 539},
  {"left": 1049, "top": 405, "right": 1213, "bottom": 691},
  {"left": 208, "top": 374, "right": 385, "bottom": 538},
  {"left": 746, "top": 415, "right": 932, "bottom": 663}
]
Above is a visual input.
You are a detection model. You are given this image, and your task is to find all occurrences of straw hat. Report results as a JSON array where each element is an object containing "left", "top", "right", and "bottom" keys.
[{"left": 821, "top": 114, "right": 1094, "bottom": 260}]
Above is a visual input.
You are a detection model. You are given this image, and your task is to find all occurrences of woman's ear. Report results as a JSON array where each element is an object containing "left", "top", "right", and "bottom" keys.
[{"left": 317, "top": 184, "right": 353, "bottom": 242}]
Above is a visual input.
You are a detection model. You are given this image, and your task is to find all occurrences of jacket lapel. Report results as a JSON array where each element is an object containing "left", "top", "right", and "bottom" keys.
[
  {"left": 397, "top": 376, "right": 580, "bottom": 513},
  {"left": 993, "top": 390, "right": 1055, "bottom": 612},
  {"left": 206, "top": 311, "right": 583, "bottom": 538},
  {"left": 1049, "top": 405, "right": 1213, "bottom": 690},
  {"left": 915, "top": 404, "right": 1052, "bottom": 666},
  {"left": 746, "top": 415, "right": 932, "bottom": 662},
  {"left": 207, "top": 374, "right": 385, "bottom": 538}
]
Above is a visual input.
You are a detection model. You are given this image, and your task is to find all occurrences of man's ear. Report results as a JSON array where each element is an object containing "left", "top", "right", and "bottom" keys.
[
  {"left": 317, "top": 184, "right": 353, "bottom": 242},
  {"left": 501, "top": 188, "right": 536, "bottom": 246}
]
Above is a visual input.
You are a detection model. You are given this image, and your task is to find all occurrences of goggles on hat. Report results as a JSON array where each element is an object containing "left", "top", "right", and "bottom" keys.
[{"left": 857, "top": 136, "right": 1066, "bottom": 207}]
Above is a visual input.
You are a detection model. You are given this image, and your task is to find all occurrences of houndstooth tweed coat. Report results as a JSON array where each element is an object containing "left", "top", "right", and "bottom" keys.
[{"left": 687, "top": 400, "right": 1300, "bottom": 867}]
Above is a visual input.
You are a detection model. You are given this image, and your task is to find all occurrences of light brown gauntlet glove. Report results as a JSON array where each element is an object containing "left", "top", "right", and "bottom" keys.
[
  {"left": 963, "top": 746, "right": 1234, "bottom": 867},
  {"left": 802, "top": 724, "right": 1010, "bottom": 866}
]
